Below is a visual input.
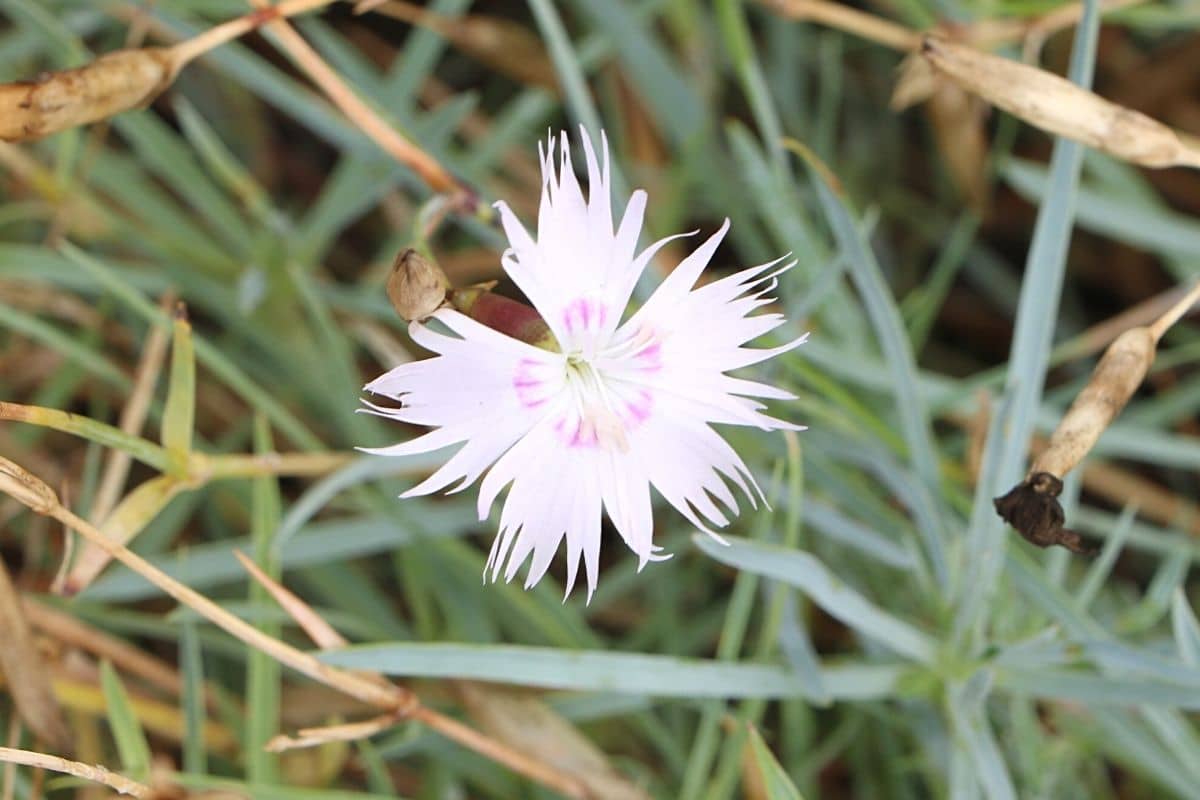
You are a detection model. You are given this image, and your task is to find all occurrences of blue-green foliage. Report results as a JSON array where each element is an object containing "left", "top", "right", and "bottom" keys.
[{"left": 2, "top": 0, "right": 1199, "bottom": 797}]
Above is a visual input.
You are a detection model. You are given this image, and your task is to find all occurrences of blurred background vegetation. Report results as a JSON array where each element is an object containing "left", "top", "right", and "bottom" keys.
[{"left": 2, "top": 0, "right": 1200, "bottom": 797}]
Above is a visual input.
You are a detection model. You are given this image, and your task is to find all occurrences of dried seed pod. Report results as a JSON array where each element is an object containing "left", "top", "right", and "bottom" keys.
[
  {"left": 1030, "top": 327, "right": 1154, "bottom": 478},
  {"left": 387, "top": 249, "right": 450, "bottom": 322},
  {"left": 0, "top": 48, "right": 178, "bottom": 142},
  {"left": 995, "top": 282, "right": 1200, "bottom": 554},
  {"left": 920, "top": 35, "right": 1200, "bottom": 170}
]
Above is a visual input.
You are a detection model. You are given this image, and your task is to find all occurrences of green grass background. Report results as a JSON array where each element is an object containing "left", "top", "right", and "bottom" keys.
[{"left": 2, "top": 0, "right": 1200, "bottom": 797}]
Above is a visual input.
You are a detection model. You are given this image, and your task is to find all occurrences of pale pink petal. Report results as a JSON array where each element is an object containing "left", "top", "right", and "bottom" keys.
[{"left": 363, "top": 128, "right": 807, "bottom": 600}]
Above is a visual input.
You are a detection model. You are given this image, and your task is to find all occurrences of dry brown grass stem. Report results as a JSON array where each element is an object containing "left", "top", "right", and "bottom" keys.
[
  {"left": 0, "top": 456, "right": 407, "bottom": 711},
  {"left": 0, "top": 459, "right": 591, "bottom": 798},
  {"left": 166, "top": 0, "right": 338, "bottom": 66},
  {"left": 763, "top": 0, "right": 919, "bottom": 51},
  {"left": 90, "top": 293, "right": 175, "bottom": 526},
  {"left": 234, "top": 554, "right": 591, "bottom": 798},
  {"left": 241, "top": 0, "right": 464, "bottom": 197},
  {"left": 763, "top": 0, "right": 1145, "bottom": 54},
  {"left": 233, "top": 551, "right": 355, "bottom": 653},
  {"left": 1147, "top": 281, "right": 1200, "bottom": 342},
  {"left": 0, "top": 747, "right": 150, "bottom": 798},
  {"left": 23, "top": 600, "right": 184, "bottom": 700}
]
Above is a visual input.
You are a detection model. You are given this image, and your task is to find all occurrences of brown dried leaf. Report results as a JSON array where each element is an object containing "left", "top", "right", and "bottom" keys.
[
  {"left": 0, "top": 49, "right": 177, "bottom": 142},
  {"left": 921, "top": 35, "right": 1200, "bottom": 170},
  {"left": 0, "top": 561, "right": 71, "bottom": 750},
  {"left": 926, "top": 79, "right": 990, "bottom": 212},
  {"left": 456, "top": 682, "right": 650, "bottom": 800},
  {"left": 890, "top": 53, "right": 937, "bottom": 112}
]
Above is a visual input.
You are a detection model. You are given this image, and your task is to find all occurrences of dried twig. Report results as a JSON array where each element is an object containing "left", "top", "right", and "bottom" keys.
[
  {"left": 0, "top": 747, "right": 150, "bottom": 798},
  {"left": 0, "top": 456, "right": 406, "bottom": 711},
  {"left": 89, "top": 292, "right": 175, "bottom": 526},
  {"left": 233, "top": 552, "right": 591, "bottom": 798},
  {"left": 243, "top": 0, "right": 465, "bottom": 197},
  {"left": 762, "top": 0, "right": 920, "bottom": 52},
  {"left": 22, "top": 600, "right": 184, "bottom": 700}
]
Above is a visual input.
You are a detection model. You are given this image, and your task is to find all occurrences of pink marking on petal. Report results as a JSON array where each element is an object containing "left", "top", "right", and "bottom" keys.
[
  {"left": 562, "top": 297, "right": 608, "bottom": 339},
  {"left": 634, "top": 341, "right": 662, "bottom": 372},
  {"left": 513, "top": 358, "right": 550, "bottom": 408},
  {"left": 625, "top": 389, "right": 654, "bottom": 425}
]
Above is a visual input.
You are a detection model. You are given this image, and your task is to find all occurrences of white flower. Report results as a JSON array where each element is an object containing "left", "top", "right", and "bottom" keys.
[{"left": 362, "top": 128, "right": 806, "bottom": 600}]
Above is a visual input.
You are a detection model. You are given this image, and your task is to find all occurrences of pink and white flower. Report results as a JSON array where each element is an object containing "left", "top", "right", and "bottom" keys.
[{"left": 363, "top": 129, "right": 806, "bottom": 600}]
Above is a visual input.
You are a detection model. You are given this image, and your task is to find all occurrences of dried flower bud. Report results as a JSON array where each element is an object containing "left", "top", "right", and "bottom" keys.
[
  {"left": 993, "top": 472, "right": 1095, "bottom": 555},
  {"left": 0, "top": 48, "right": 177, "bottom": 142},
  {"left": 920, "top": 35, "right": 1200, "bottom": 170},
  {"left": 387, "top": 249, "right": 449, "bottom": 322}
]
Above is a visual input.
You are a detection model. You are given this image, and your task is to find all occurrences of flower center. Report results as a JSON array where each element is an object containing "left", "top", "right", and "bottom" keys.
[{"left": 562, "top": 352, "right": 630, "bottom": 452}]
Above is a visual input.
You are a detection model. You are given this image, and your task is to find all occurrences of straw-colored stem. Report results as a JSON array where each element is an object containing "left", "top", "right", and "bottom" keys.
[
  {"left": 23, "top": 600, "right": 184, "bottom": 699},
  {"left": 198, "top": 450, "right": 357, "bottom": 479},
  {"left": 0, "top": 747, "right": 149, "bottom": 798},
  {"left": 167, "top": 0, "right": 337, "bottom": 66},
  {"left": 242, "top": 0, "right": 462, "bottom": 195},
  {"left": 762, "top": 0, "right": 919, "bottom": 51},
  {"left": 90, "top": 293, "right": 174, "bottom": 524},
  {"left": 1147, "top": 280, "right": 1200, "bottom": 343},
  {"left": 409, "top": 705, "right": 590, "bottom": 800},
  {"left": 235, "top": 554, "right": 589, "bottom": 796},
  {"left": 45, "top": 502, "right": 407, "bottom": 711}
]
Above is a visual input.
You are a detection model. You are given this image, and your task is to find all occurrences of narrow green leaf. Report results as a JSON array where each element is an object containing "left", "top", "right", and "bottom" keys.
[
  {"left": 694, "top": 534, "right": 936, "bottom": 664},
  {"left": 962, "top": 0, "right": 1102, "bottom": 644},
  {"left": 1171, "top": 590, "right": 1200, "bottom": 667},
  {"left": 246, "top": 414, "right": 282, "bottom": 783},
  {"left": 180, "top": 622, "right": 207, "bottom": 774},
  {"left": 526, "top": 0, "right": 603, "bottom": 139},
  {"left": 321, "top": 642, "right": 903, "bottom": 700},
  {"left": 161, "top": 304, "right": 195, "bottom": 456},
  {"left": 747, "top": 723, "right": 805, "bottom": 800},
  {"left": 1075, "top": 504, "right": 1136, "bottom": 610},
  {"left": 807, "top": 168, "right": 946, "bottom": 589},
  {"left": 99, "top": 661, "right": 153, "bottom": 782},
  {"left": 947, "top": 673, "right": 1017, "bottom": 800},
  {"left": 0, "top": 402, "right": 169, "bottom": 473}
]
